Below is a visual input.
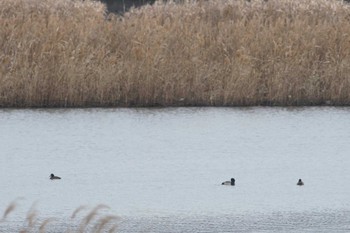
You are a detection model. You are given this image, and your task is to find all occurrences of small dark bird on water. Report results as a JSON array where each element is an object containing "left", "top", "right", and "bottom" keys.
[
  {"left": 50, "top": 174, "right": 61, "bottom": 180},
  {"left": 297, "top": 179, "right": 304, "bottom": 186},
  {"left": 222, "top": 178, "right": 235, "bottom": 186}
]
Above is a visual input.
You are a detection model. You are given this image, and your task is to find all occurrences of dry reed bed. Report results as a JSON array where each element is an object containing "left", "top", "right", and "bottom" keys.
[{"left": 1, "top": 0, "right": 350, "bottom": 107}]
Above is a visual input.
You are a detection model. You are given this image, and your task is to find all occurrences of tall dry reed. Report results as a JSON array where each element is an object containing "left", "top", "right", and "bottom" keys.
[
  {"left": 1, "top": 0, "right": 350, "bottom": 107},
  {"left": 0, "top": 201, "right": 119, "bottom": 232}
]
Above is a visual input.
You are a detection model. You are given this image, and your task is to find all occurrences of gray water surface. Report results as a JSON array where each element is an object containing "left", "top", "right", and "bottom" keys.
[{"left": 1, "top": 107, "right": 350, "bottom": 232}]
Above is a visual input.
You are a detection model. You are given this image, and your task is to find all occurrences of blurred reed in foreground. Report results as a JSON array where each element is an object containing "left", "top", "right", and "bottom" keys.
[
  {"left": 0, "top": 201, "right": 119, "bottom": 232},
  {"left": 1, "top": 0, "right": 350, "bottom": 107}
]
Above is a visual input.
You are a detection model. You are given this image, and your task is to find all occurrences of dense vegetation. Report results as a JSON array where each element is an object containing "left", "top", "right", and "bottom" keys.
[{"left": 1, "top": 0, "right": 350, "bottom": 107}]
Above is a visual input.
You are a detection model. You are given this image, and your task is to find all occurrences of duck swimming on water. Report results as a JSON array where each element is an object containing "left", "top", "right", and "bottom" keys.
[
  {"left": 222, "top": 178, "right": 235, "bottom": 186},
  {"left": 297, "top": 179, "right": 304, "bottom": 186},
  {"left": 50, "top": 174, "right": 61, "bottom": 180}
]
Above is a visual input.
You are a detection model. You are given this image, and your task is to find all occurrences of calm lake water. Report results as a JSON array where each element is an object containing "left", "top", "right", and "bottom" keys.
[{"left": 1, "top": 107, "right": 350, "bottom": 232}]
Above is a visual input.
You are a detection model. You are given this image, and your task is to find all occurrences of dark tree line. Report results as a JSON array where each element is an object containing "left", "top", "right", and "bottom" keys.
[{"left": 101, "top": 0, "right": 156, "bottom": 13}]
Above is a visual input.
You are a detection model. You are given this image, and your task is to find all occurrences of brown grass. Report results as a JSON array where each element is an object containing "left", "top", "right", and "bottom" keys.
[
  {"left": 1, "top": 0, "right": 350, "bottom": 107},
  {"left": 0, "top": 202, "right": 119, "bottom": 233}
]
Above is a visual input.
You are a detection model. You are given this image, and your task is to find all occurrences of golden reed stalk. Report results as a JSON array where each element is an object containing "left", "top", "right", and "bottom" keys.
[
  {"left": 1, "top": 0, "right": 350, "bottom": 107},
  {"left": 1, "top": 202, "right": 119, "bottom": 232}
]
